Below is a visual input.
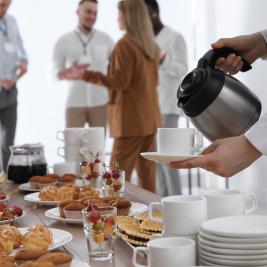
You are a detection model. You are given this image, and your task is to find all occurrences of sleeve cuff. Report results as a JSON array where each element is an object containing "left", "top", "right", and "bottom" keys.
[{"left": 261, "top": 30, "right": 267, "bottom": 43}]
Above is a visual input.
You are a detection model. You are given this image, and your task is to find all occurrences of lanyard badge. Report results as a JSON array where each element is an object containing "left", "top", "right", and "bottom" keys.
[{"left": 75, "top": 30, "right": 95, "bottom": 55}]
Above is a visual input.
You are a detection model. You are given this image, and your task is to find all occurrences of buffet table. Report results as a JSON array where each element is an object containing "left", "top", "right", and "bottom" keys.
[{"left": 5, "top": 181, "right": 161, "bottom": 267}]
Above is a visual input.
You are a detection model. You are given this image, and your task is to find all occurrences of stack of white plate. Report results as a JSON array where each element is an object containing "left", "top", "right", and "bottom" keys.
[{"left": 198, "top": 215, "right": 267, "bottom": 266}]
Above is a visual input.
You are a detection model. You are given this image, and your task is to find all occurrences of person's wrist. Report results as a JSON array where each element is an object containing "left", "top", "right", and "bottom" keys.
[{"left": 255, "top": 32, "right": 267, "bottom": 58}]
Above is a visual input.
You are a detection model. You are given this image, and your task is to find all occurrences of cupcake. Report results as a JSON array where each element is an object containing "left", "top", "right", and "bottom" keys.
[
  {"left": 58, "top": 200, "right": 79, "bottom": 218},
  {"left": 57, "top": 174, "right": 77, "bottom": 187},
  {"left": 63, "top": 202, "right": 86, "bottom": 219},
  {"left": 39, "top": 252, "right": 73, "bottom": 267},
  {"left": 45, "top": 174, "right": 60, "bottom": 181},
  {"left": 37, "top": 177, "right": 57, "bottom": 189},
  {"left": 29, "top": 176, "right": 42, "bottom": 188},
  {"left": 115, "top": 197, "right": 132, "bottom": 216}
]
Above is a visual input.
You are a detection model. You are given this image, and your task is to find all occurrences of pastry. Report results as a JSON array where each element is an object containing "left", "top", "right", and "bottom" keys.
[
  {"left": 15, "top": 249, "right": 48, "bottom": 261},
  {"left": 19, "top": 260, "right": 55, "bottom": 267},
  {"left": 57, "top": 174, "right": 77, "bottom": 186},
  {"left": 0, "top": 261, "right": 16, "bottom": 267},
  {"left": 134, "top": 212, "right": 162, "bottom": 224},
  {"left": 63, "top": 202, "right": 86, "bottom": 219},
  {"left": 39, "top": 186, "right": 58, "bottom": 201},
  {"left": 58, "top": 200, "right": 78, "bottom": 218},
  {"left": 0, "top": 234, "right": 13, "bottom": 255},
  {"left": 23, "top": 225, "right": 53, "bottom": 250},
  {"left": 139, "top": 220, "right": 162, "bottom": 234},
  {"left": 39, "top": 252, "right": 72, "bottom": 267},
  {"left": 37, "top": 177, "right": 57, "bottom": 189},
  {"left": 29, "top": 176, "right": 41, "bottom": 188},
  {"left": 56, "top": 186, "right": 76, "bottom": 201},
  {"left": 0, "top": 255, "right": 15, "bottom": 262},
  {"left": 0, "top": 225, "right": 23, "bottom": 248},
  {"left": 45, "top": 174, "right": 60, "bottom": 181}
]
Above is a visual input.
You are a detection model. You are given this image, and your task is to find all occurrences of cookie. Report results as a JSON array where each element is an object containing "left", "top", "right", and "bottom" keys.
[
  {"left": 140, "top": 220, "right": 162, "bottom": 233},
  {"left": 134, "top": 212, "right": 162, "bottom": 223},
  {"left": 15, "top": 249, "right": 48, "bottom": 261}
]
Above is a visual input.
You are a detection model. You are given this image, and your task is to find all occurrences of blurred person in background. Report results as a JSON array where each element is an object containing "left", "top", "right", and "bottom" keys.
[
  {"left": 145, "top": 0, "right": 188, "bottom": 196},
  {"left": 52, "top": 0, "right": 114, "bottom": 130},
  {"left": 60, "top": 0, "right": 161, "bottom": 192},
  {"left": 0, "top": 0, "right": 28, "bottom": 171}
]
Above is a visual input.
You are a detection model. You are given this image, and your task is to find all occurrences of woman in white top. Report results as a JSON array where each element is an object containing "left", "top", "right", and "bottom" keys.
[{"left": 171, "top": 30, "right": 267, "bottom": 178}]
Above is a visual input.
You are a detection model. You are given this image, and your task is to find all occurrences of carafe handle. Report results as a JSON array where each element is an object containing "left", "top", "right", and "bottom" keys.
[{"left": 197, "top": 47, "right": 252, "bottom": 72}]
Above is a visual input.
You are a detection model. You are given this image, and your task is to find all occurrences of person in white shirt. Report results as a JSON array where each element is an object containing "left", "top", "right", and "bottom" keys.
[
  {"left": 52, "top": 0, "right": 114, "bottom": 129},
  {"left": 171, "top": 30, "right": 267, "bottom": 178},
  {"left": 145, "top": 0, "right": 188, "bottom": 196}
]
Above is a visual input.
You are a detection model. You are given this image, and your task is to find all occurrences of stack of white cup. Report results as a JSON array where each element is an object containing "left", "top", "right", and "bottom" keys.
[{"left": 55, "top": 127, "right": 105, "bottom": 175}]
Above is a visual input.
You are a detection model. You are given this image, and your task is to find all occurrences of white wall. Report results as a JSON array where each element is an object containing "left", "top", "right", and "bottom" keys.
[{"left": 9, "top": 0, "right": 194, "bottom": 166}]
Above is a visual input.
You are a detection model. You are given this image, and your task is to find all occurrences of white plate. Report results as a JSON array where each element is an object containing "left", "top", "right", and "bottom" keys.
[
  {"left": 199, "top": 249, "right": 267, "bottom": 261},
  {"left": 0, "top": 211, "right": 27, "bottom": 225},
  {"left": 18, "top": 183, "right": 40, "bottom": 192},
  {"left": 0, "top": 194, "right": 10, "bottom": 204},
  {"left": 45, "top": 202, "right": 148, "bottom": 224},
  {"left": 24, "top": 192, "right": 59, "bottom": 206},
  {"left": 201, "top": 215, "right": 267, "bottom": 238},
  {"left": 200, "top": 254, "right": 267, "bottom": 266},
  {"left": 198, "top": 242, "right": 267, "bottom": 256},
  {"left": 198, "top": 236, "right": 267, "bottom": 250},
  {"left": 140, "top": 152, "right": 201, "bottom": 164},
  {"left": 199, "top": 229, "right": 267, "bottom": 244},
  {"left": 11, "top": 227, "right": 73, "bottom": 255}
]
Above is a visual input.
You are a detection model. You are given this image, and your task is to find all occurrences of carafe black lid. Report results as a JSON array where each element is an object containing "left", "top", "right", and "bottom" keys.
[{"left": 177, "top": 67, "right": 225, "bottom": 117}]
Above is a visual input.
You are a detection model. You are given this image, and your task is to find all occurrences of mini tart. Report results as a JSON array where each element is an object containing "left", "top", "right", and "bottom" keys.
[
  {"left": 63, "top": 203, "right": 86, "bottom": 219},
  {"left": 57, "top": 174, "right": 77, "bottom": 185},
  {"left": 39, "top": 252, "right": 73, "bottom": 267},
  {"left": 37, "top": 177, "right": 57, "bottom": 189},
  {"left": 19, "top": 260, "right": 56, "bottom": 267},
  {"left": 15, "top": 249, "right": 48, "bottom": 261},
  {"left": 58, "top": 200, "right": 79, "bottom": 218},
  {"left": 45, "top": 174, "right": 60, "bottom": 181},
  {"left": 29, "top": 176, "right": 42, "bottom": 188}
]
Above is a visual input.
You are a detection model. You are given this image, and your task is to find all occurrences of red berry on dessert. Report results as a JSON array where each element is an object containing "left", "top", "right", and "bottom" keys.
[
  {"left": 0, "top": 203, "right": 6, "bottom": 212},
  {"left": 87, "top": 204, "right": 97, "bottom": 212},
  {"left": 111, "top": 170, "right": 120, "bottom": 179},
  {"left": 104, "top": 216, "right": 115, "bottom": 225},
  {"left": 0, "top": 192, "right": 6, "bottom": 200},
  {"left": 88, "top": 211, "right": 101, "bottom": 223},
  {"left": 102, "top": 172, "right": 111, "bottom": 179},
  {"left": 94, "top": 159, "right": 101, "bottom": 163},
  {"left": 12, "top": 205, "right": 23, "bottom": 217}
]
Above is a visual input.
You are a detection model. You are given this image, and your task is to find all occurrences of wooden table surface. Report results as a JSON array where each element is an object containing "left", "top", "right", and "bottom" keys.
[{"left": 4, "top": 181, "right": 161, "bottom": 267}]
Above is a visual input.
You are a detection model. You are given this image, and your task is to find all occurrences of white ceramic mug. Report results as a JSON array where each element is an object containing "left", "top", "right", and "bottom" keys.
[
  {"left": 53, "top": 162, "right": 78, "bottom": 176},
  {"left": 57, "top": 128, "right": 85, "bottom": 147},
  {"left": 157, "top": 128, "right": 203, "bottom": 155},
  {"left": 149, "top": 195, "right": 207, "bottom": 236},
  {"left": 132, "top": 237, "right": 196, "bottom": 267},
  {"left": 57, "top": 146, "right": 81, "bottom": 162},
  {"left": 203, "top": 189, "right": 257, "bottom": 219}
]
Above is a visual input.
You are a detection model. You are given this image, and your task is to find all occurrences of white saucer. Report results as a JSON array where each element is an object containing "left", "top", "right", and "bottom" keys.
[
  {"left": 201, "top": 215, "right": 267, "bottom": 238},
  {"left": 140, "top": 152, "right": 201, "bottom": 164},
  {"left": 198, "top": 242, "right": 267, "bottom": 256},
  {"left": 18, "top": 183, "right": 40, "bottom": 192}
]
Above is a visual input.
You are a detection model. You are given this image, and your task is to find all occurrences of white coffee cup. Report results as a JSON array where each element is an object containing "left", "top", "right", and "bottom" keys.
[
  {"left": 203, "top": 189, "right": 257, "bottom": 219},
  {"left": 57, "top": 146, "right": 81, "bottom": 162},
  {"left": 157, "top": 128, "right": 203, "bottom": 155},
  {"left": 57, "top": 128, "right": 85, "bottom": 147},
  {"left": 53, "top": 162, "right": 77, "bottom": 176},
  {"left": 132, "top": 237, "right": 196, "bottom": 267},
  {"left": 149, "top": 195, "right": 207, "bottom": 236}
]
